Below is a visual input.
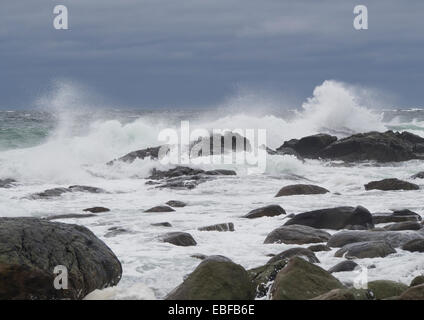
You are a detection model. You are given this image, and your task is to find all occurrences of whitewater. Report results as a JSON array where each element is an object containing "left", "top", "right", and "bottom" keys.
[{"left": 1, "top": 80, "right": 424, "bottom": 299}]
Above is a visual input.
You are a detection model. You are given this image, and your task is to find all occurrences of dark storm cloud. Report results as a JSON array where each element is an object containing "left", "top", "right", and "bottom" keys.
[{"left": 1, "top": 0, "right": 423, "bottom": 108}]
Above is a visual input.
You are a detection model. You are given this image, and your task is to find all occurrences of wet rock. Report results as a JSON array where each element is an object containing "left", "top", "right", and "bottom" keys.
[
  {"left": 270, "top": 257, "right": 344, "bottom": 300},
  {"left": 334, "top": 241, "right": 396, "bottom": 259},
  {"left": 372, "top": 210, "right": 421, "bottom": 224},
  {"left": 411, "top": 171, "right": 424, "bottom": 179},
  {"left": 198, "top": 223, "right": 234, "bottom": 232},
  {"left": 364, "top": 178, "right": 419, "bottom": 191},
  {"left": 68, "top": 185, "right": 106, "bottom": 193},
  {"left": 104, "top": 227, "right": 130, "bottom": 238},
  {"left": 311, "top": 288, "right": 372, "bottom": 300},
  {"left": 144, "top": 205, "right": 175, "bottom": 213},
  {"left": 191, "top": 254, "right": 208, "bottom": 260},
  {"left": 284, "top": 206, "right": 373, "bottom": 230},
  {"left": 264, "top": 224, "right": 331, "bottom": 245},
  {"left": 151, "top": 222, "right": 172, "bottom": 227},
  {"left": 327, "top": 230, "right": 424, "bottom": 248},
  {"left": 328, "top": 260, "right": 359, "bottom": 273},
  {"left": 0, "top": 178, "right": 16, "bottom": 188},
  {"left": 383, "top": 221, "right": 422, "bottom": 231},
  {"left": 307, "top": 244, "right": 331, "bottom": 252},
  {"left": 275, "top": 184, "right": 330, "bottom": 197},
  {"left": 83, "top": 207, "right": 110, "bottom": 213},
  {"left": 267, "top": 248, "right": 320, "bottom": 264},
  {"left": 368, "top": 280, "right": 408, "bottom": 300},
  {"left": 410, "top": 276, "right": 424, "bottom": 287},
  {"left": 243, "top": 205, "right": 286, "bottom": 219},
  {"left": 273, "top": 147, "right": 304, "bottom": 160},
  {"left": 166, "top": 256, "right": 255, "bottom": 300},
  {"left": 107, "top": 146, "right": 164, "bottom": 165},
  {"left": 29, "top": 185, "right": 106, "bottom": 199},
  {"left": 399, "top": 284, "right": 424, "bottom": 300},
  {"left": 0, "top": 217, "right": 122, "bottom": 299},
  {"left": 402, "top": 239, "right": 424, "bottom": 252},
  {"left": 46, "top": 213, "right": 97, "bottom": 220},
  {"left": 248, "top": 260, "right": 288, "bottom": 298},
  {"left": 161, "top": 232, "right": 197, "bottom": 246},
  {"left": 278, "top": 134, "right": 337, "bottom": 158},
  {"left": 166, "top": 200, "right": 187, "bottom": 208}
]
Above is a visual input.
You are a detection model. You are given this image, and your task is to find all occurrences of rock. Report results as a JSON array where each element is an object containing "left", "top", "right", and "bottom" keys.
[
  {"left": 317, "top": 130, "right": 424, "bottom": 162},
  {"left": 189, "top": 132, "right": 251, "bottom": 157},
  {"left": 411, "top": 171, "right": 424, "bottom": 179},
  {"left": 373, "top": 210, "right": 421, "bottom": 224},
  {"left": 267, "top": 248, "right": 320, "bottom": 264},
  {"left": 144, "top": 205, "right": 175, "bottom": 213},
  {"left": 0, "top": 178, "right": 16, "bottom": 188},
  {"left": 364, "top": 178, "right": 419, "bottom": 191},
  {"left": 277, "top": 134, "right": 337, "bottom": 158},
  {"left": 284, "top": 206, "right": 373, "bottom": 230},
  {"left": 46, "top": 213, "right": 97, "bottom": 220},
  {"left": 151, "top": 222, "right": 172, "bottom": 227},
  {"left": 402, "top": 239, "right": 424, "bottom": 252},
  {"left": 191, "top": 254, "right": 208, "bottom": 260},
  {"left": 166, "top": 200, "right": 187, "bottom": 208},
  {"left": 399, "top": 284, "right": 424, "bottom": 300},
  {"left": 327, "top": 230, "right": 424, "bottom": 248},
  {"left": 275, "top": 184, "right": 330, "bottom": 197},
  {"left": 383, "top": 221, "right": 422, "bottom": 231},
  {"left": 273, "top": 147, "right": 304, "bottom": 160},
  {"left": 68, "top": 185, "right": 106, "bottom": 193},
  {"left": 198, "top": 223, "right": 234, "bottom": 232},
  {"left": 368, "top": 280, "right": 408, "bottom": 300},
  {"left": 328, "top": 260, "right": 359, "bottom": 273},
  {"left": 264, "top": 225, "right": 331, "bottom": 245},
  {"left": 248, "top": 260, "right": 288, "bottom": 298},
  {"left": 204, "top": 169, "right": 237, "bottom": 176},
  {"left": 243, "top": 205, "right": 286, "bottom": 219},
  {"left": 29, "top": 185, "right": 106, "bottom": 199},
  {"left": 307, "top": 244, "right": 331, "bottom": 252},
  {"left": 83, "top": 207, "right": 110, "bottom": 213},
  {"left": 104, "top": 227, "right": 130, "bottom": 238},
  {"left": 161, "top": 232, "right": 197, "bottom": 246},
  {"left": 270, "top": 257, "right": 344, "bottom": 300},
  {"left": 0, "top": 217, "right": 122, "bottom": 299},
  {"left": 311, "top": 288, "right": 372, "bottom": 300},
  {"left": 166, "top": 256, "right": 255, "bottom": 300},
  {"left": 107, "top": 146, "right": 164, "bottom": 165},
  {"left": 410, "top": 276, "right": 424, "bottom": 287},
  {"left": 334, "top": 241, "right": 396, "bottom": 259}
]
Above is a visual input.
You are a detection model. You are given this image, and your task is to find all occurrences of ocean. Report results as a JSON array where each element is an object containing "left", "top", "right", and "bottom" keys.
[{"left": 1, "top": 80, "right": 424, "bottom": 299}]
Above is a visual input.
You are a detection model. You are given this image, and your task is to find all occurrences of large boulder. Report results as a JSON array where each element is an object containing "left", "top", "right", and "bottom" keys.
[
  {"left": 372, "top": 209, "right": 422, "bottom": 224},
  {"left": 364, "top": 178, "right": 419, "bottom": 191},
  {"left": 243, "top": 205, "right": 286, "bottom": 219},
  {"left": 277, "top": 134, "right": 337, "bottom": 158},
  {"left": 267, "top": 248, "right": 320, "bottom": 264},
  {"left": 270, "top": 257, "right": 344, "bottom": 300},
  {"left": 402, "top": 239, "right": 424, "bottom": 252},
  {"left": 275, "top": 184, "right": 329, "bottom": 197},
  {"left": 328, "top": 260, "right": 359, "bottom": 273},
  {"left": 284, "top": 206, "right": 373, "bottom": 230},
  {"left": 264, "top": 225, "right": 331, "bottom": 245},
  {"left": 399, "top": 284, "right": 424, "bottom": 300},
  {"left": 317, "top": 130, "right": 424, "bottom": 162},
  {"left": 161, "top": 232, "right": 197, "bottom": 246},
  {"left": 327, "top": 230, "right": 424, "bottom": 248},
  {"left": 166, "top": 256, "right": 255, "bottom": 300},
  {"left": 0, "top": 218, "right": 122, "bottom": 300},
  {"left": 334, "top": 241, "right": 396, "bottom": 259},
  {"left": 311, "top": 288, "right": 372, "bottom": 300},
  {"left": 368, "top": 280, "right": 408, "bottom": 300}
]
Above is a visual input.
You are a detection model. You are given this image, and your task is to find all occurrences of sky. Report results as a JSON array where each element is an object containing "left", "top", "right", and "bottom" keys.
[{"left": 1, "top": 0, "right": 424, "bottom": 109}]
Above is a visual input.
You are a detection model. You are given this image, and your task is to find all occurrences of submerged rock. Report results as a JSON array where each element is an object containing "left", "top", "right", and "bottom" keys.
[
  {"left": 144, "top": 205, "right": 175, "bottom": 213},
  {"left": 161, "top": 232, "right": 197, "bottom": 246},
  {"left": 307, "top": 244, "right": 331, "bottom": 252},
  {"left": 275, "top": 184, "right": 329, "bottom": 197},
  {"left": 104, "top": 227, "right": 131, "bottom": 238},
  {"left": 399, "top": 284, "right": 424, "bottom": 300},
  {"left": 151, "top": 222, "right": 172, "bottom": 227},
  {"left": 328, "top": 260, "right": 359, "bottom": 273},
  {"left": 166, "top": 200, "right": 187, "bottom": 208},
  {"left": 364, "top": 178, "right": 419, "bottom": 191},
  {"left": 264, "top": 224, "right": 331, "bottom": 245},
  {"left": 334, "top": 241, "right": 396, "bottom": 259},
  {"left": 166, "top": 256, "right": 255, "bottom": 300},
  {"left": 198, "top": 223, "right": 234, "bottom": 232},
  {"left": 284, "top": 206, "right": 373, "bottom": 230},
  {"left": 29, "top": 185, "right": 106, "bottom": 199},
  {"left": 411, "top": 171, "right": 424, "bottom": 179},
  {"left": 83, "top": 207, "right": 110, "bottom": 213},
  {"left": 0, "top": 217, "right": 122, "bottom": 299},
  {"left": 243, "top": 205, "right": 286, "bottom": 219},
  {"left": 107, "top": 146, "right": 164, "bottom": 165}
]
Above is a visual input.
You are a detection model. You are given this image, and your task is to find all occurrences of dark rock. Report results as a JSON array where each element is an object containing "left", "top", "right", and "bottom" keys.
[
  {"left": 191, "top": 254, "right": 208, "bottom": 260},
  {"left": 410, "top": 276, "right": 424, "bottom": 287},
  {"left": 278, "top": 134, "right": 337, "bottom": 158},
  {"left": 327, "top": 230, "right": 424, "bottom": 248},
  {"left": 364, "top": 178, "right": 419, "bottom": 191},
  {"left": 151, "top": 222, "right": 172, "bottom": 227},
  {"left": 243, "top": 205, "right": 286, "bottom": 219},
  {"left": 284, "top": 206, "right": 373, "bottom": 230},
  {"left": 104, "top": 227, "right": 130, "bottom": 238},
  {"left": 307, "top": 244, "right": 331, "bottom": 252},
  {"left": 165, "top": 200, "right": 187, "bottom": 208},
  {"left": 270, "top": 257, "right": 344, "bottom": 300},
  {"left": 368, "top": 280, "right": 408, "bottom": 300},
  {"left": 198, "top": 223, "right": 234, "bottom": 232},
  {"left": 144, "top": 205, "right": 175, "bottom": 213},
  {"left": 248, "top": 260, "right": 288, "bottom": 298},
  {"left": 107, "top": 146, "right": 164, "bottom": 165},
  {"left": 161, "top": 232, "right": 197, "bottom": 246},
  {"left": 411, "top": 171, "right": 424, "bottom": 179},
  {"left": 0, "top": 178, "right": 16, "bottom": 188},
  {"left": 264, "top": 224, "right": 331, "bottom": 245},
  {"left": 372, "top": 210, "right": 421, "bottom": 224},
  {"left": 204, "top": 169, "right": 237, "bottom": 176},
  {"left": 83, "top": 207, "right": 110, "bottom": 213},
  {"left": 0, "top": 217, "right": 122, "bottom": 300},
  {"left": 399, "top": 284, "right": 424, "bottom": 300},
  {"left": 29, "top": 185, "right": 106, "bottom": 199},
  {"left": 311, "top": 288, "right": 372, "bottom": 300},
  {"left": 166, "top": 256, "right": 255, "bottom": 300},
  {"left": 273, "top": 147, "right": 304, "bottom": 160},
  {"left": 335, "top": 241, "right": 396, "bottom": 259},
  {"left": 46, "top": 213, "right": 97, "bottom": 220},
  {"left": 275, "top": 184, "right": 330, "bottom": 197},
  {"left": 267, "top": 248, "right": 320, "bottom": 264},
  {"left": 383, "top": 221, "right": 422, "bottom": 231},
  {"left": 402, "top": 239, "right": 424, "bottom": 252},
  {"left": 68, "top": 185, "right": 106, "bottom": 193},
  {"left": 328, "top": 260, "right": 359, "bottom": 273}
]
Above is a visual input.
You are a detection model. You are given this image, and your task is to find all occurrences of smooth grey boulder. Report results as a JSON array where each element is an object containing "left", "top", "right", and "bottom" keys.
[
  {"left": 264, "top": 224, "right": 331, "bottom": 245},
  {"left": 0, "top": 217, "right": 122, "bottom": 300},
  {"left": 364, "top": 178, "right": 419, "bottom": 191},
  {"left": 275, "top": 184, "right": 329, "bottom": 197},
  {"left": 243, "top": 205, "right": 286, "bottom": 219},
  {"left": 161, "top": 232, "right": 197, "bottom": 246},
  {"left": 334, "top": 241, "right": 396, "bottom": 259},
  {"left": 328, "top": 260, "right": 359, "bottom": 273},
  {"left": 284, "top": 206, "right": 373, "bottom": 230}
]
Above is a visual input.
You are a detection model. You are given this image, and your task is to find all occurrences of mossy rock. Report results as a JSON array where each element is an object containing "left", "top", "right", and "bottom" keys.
[
  {"left": 399, "top": 284, "right": 424, "bottom": 300},
  {"left": 368, "top": 280, "right": 408, "bottom": 300},
  {"left": 166, "top": 256, "right": 255, "bottom": 300},
  {"left": 410, "top": 275, "right": 424, "bottom": 287},
  {"left": 270, "top": 257, "right": 344, "bottom": 300},
  {"left": 312, "top": 288, "right": 373, "bottom": 300}
]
